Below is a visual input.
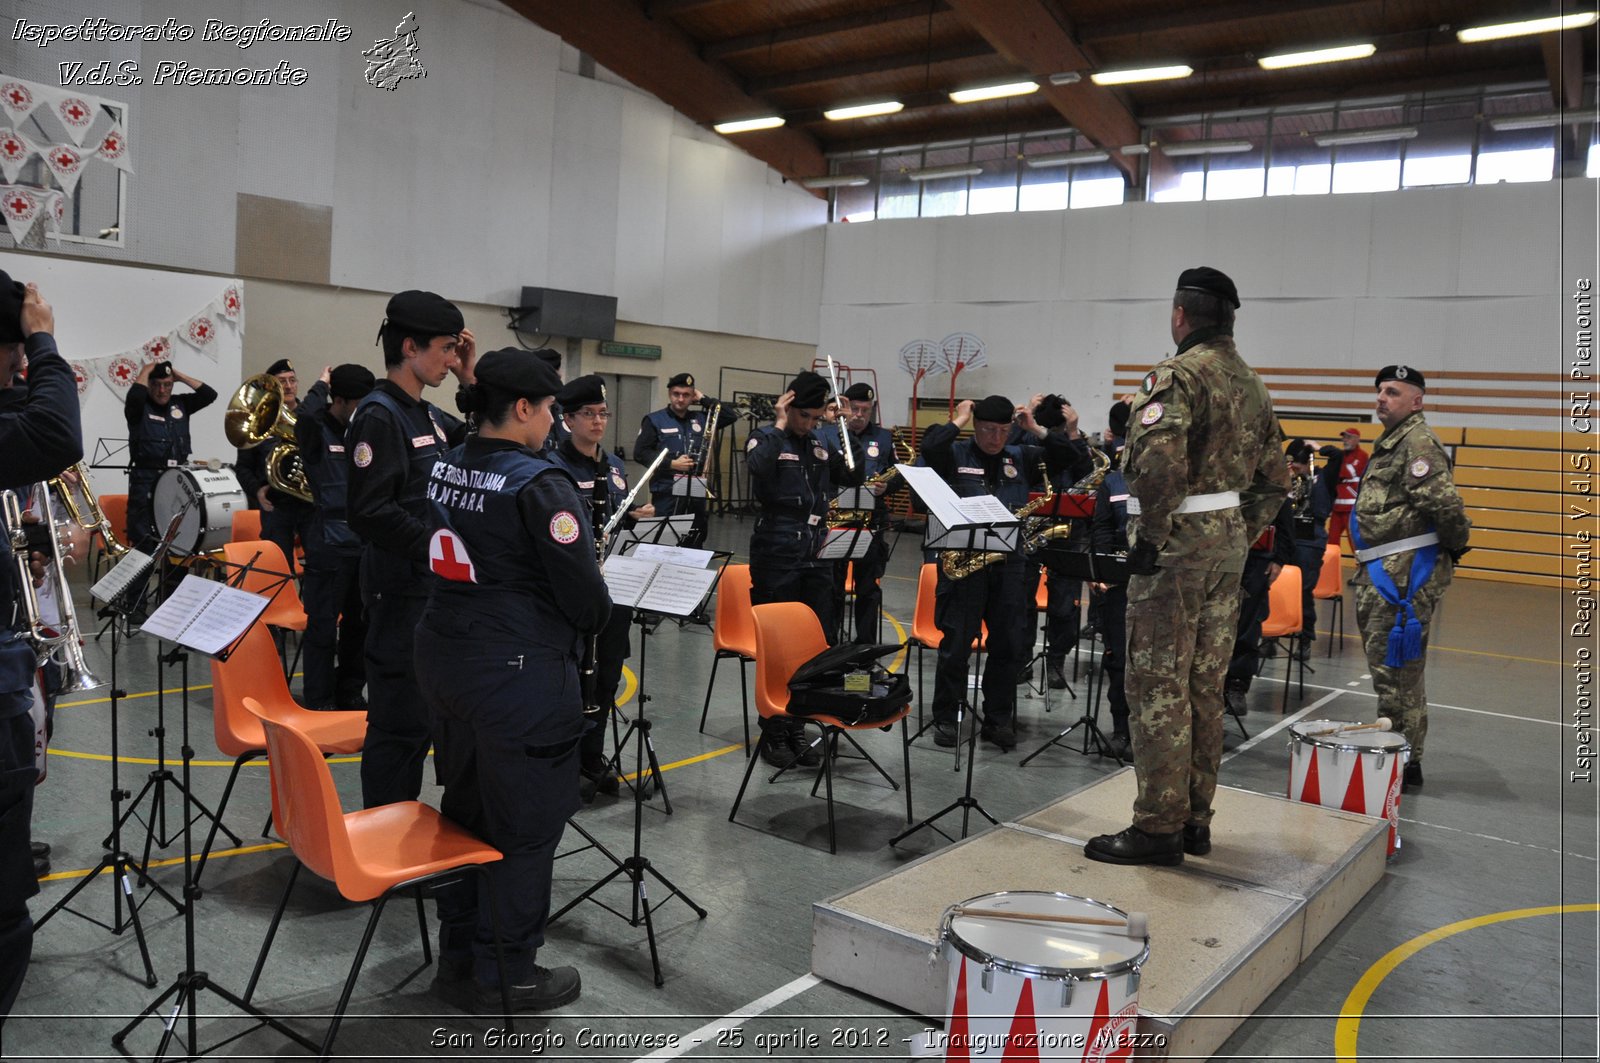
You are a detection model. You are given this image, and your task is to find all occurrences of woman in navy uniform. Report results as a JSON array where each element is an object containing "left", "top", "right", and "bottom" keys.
[
  {"left": 745, "top": 370, "right": 862, "bottom": 765},
  {"left": 548, "top": 373, "right": 653, "bottom": 801},
  {"left": 345, "top": 290, "right": 473, "bottom": 808},
  {"left": 123, "top": 359, "right": 216, "bottom": 552},
  {"left": 414, "top": 349, "right": 610, "bottom": 1013},
  {"left": 294, "top": 363, "right": 374, "bottom": 711},
  {"left": 633, "top": 372, "right": 738, "bottom": 547},
  {"left": 921, "top": 394, "right": 1090, "bottom": 751}
]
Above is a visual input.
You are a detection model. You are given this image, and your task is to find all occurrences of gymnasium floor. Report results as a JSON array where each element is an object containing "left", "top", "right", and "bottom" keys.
[{"left": 8, "top": 513, "right": 1596, "bottom": 1062}]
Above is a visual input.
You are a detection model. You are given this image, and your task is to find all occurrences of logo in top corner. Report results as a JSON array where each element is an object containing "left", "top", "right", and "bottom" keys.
[{"left": 364, "top": 12, "right": 426, "bottom": 91}]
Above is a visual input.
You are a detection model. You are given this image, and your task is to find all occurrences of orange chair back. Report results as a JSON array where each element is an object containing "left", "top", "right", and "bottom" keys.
[
  {"left": 222, "top": 539, "right": 307, "bottom": 628},
  {"left": 244, "top": 697, "right": 356, "bottom": 892},
  {"left": 1313, "top": 542, "right": 1344, "bottom": 600},
  {"left": 750, "top": 602, "right": 830, "bottom": 722},
  {"left": 713, "top": 564, "right": 758, "bottom": 658},
  {"left": 1260, "top": 566, "right": 1304, "bottom": 639},
  {"left": 209, "top": 623, "right": 294, "bottom": 757},
  {"left": 910, "top": 562, "right": 986, "bottom": 651},
  {"left": 99, "top": 493, "right": 129, "bottom": 549},
  {"left": 231, "top": 509, "right": 263, "bottom": 544},
  {"left": 1034, "top": 569, "right": 1048, "bottom": 610}
]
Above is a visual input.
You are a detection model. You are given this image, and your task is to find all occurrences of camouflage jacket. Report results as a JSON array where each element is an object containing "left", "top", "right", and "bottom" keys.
[
  {"left": 1351, "top": 410, "right": 1471, "bottom": 592},
  {"left": 1124, "top": 333, "right": 1289, "bottom": 573}
]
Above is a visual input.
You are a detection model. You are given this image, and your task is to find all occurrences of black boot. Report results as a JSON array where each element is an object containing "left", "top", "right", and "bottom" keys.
[
  {"left": 1104, "top": 731, "right": 1132, "bottom": 761},
  {"left": 760, "top": 727, "right": 796, "bottom": 768},
  {"left": 1182, "top": 823, "right": 1211, "bottom": 856},
  {"left": 1224, "top": 684, "right": 1248, "bottom": 716},
  {"left": 790, "top": 727, "right": 822, "bottom": 767},
  {"left": 1084, "top": 825, "right": 1183, "bottom": 866},
  {"left": 1047, "top": 658, "right": 1068, "bottom": 690},
  {"left": 1403, "top": 760, "right": 1423, "bottom": 790}
]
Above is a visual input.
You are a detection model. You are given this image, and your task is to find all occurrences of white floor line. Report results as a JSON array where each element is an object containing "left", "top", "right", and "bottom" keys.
[
  {"left": 632, "top": 974, "right": 821, "bottom": 1062},
  {"left": 1253, "top": 676, "right": 1565, "bottom": 727},
  {"left": 1221, "top": 691, "right": 1341, "bottom": 763}
]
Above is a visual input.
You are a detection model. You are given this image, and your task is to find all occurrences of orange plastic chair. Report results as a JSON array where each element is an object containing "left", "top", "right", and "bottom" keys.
[
  {"left": 1313, "top": 542, "right": 1345, "bottom": 657},
  {"left": 699, "top": 564, "right": 755, "bottom": 749},
  {"left": 908, "top": 562, "right": 986, "bottom": 742},
  {"left": 240, "top": 697, "right": 512, "bottom": 1057},
  {"left": 223, "top": 539, "right": 309, "bottom": 674},
  {"left": 196, "top": 622, "right": 366, "bottom": 888},
  {"left": 728, "top": 603, "right": 912, "bottom": 853},
  {"left": 1259, "top": 565, "right": 1306, "bottom": 711},
  {"left": 231, "top": 509, "right": 263, "bottom": 544}
]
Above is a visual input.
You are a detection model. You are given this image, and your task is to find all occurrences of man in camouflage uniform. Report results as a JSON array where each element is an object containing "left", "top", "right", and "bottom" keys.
[
  {"left": 1352, "top": 365, "right": 1470, "bottom": 791},
  {"left": 1086, "top": 267, "right": 1289, "bottom": 867}
]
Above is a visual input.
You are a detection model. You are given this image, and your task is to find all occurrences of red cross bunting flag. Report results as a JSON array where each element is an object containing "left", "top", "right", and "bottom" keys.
[
  {"left": 428, "top": 529, "right": 477, "bottom": 583},
  {"left": 0, "top": 80, "right": 42, "bottom": 127},
  {"left": 178, "top": 311, "right": 219, "bottom": 359},
  {"left": 40, "top": 143, "right": 88, "bottom": 197},
  {"left": 0, "top": 184, "right": 63, "bottom": 244},
  {"left": 0, "top": 128, "right": 32, "bottom": 184},
  {"left": 94, "top": 123, "right": 132, "bottom": 173}
]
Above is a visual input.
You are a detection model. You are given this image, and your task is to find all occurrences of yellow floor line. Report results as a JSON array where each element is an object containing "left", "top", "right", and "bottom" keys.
[{"left": 39, "top": 841, "right": 289, "bottom": 884}]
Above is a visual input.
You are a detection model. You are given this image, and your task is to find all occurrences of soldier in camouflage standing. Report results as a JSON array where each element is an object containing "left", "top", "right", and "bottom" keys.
[
  {"left": 1085, "top": 267, "right": 1289, "bottom": 867},
  {"left": 1351, "top": 366, "right": 1470, "bottom": 791}
]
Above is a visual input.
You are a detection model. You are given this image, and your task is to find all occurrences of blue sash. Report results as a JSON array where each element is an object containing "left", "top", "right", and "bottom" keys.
[{"left": 1348, "top": 511, "right": 1435, "bottom": 667}]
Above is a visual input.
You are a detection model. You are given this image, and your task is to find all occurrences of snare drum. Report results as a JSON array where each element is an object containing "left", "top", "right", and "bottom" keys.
[
  {"left": 937, "top": 891, "right": 1147, "bottom": 1061},
  {"left": 153, "top": 466, "right": 246, "bottom": 556},
  {"left": 1288, "top": 720, "right": 1409, "bottom": 855}
]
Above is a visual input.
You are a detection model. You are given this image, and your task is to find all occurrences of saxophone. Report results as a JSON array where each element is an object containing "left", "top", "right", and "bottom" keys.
[
  {"left": 828, "top": 438, "right": 912, "bottom": 525},
  {"left": 940, "top": 460, "right": 1056, "bottom": 580}
]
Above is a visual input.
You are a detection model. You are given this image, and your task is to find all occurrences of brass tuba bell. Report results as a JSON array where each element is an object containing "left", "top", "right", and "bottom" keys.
[{"left": 225, "top": 373, "right": 311, "bottom": 502}]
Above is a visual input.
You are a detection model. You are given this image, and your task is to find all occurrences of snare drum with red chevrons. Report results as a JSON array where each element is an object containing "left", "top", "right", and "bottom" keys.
[{"left": 1288, "top": 720, "right": 1409, "bottom": 855}]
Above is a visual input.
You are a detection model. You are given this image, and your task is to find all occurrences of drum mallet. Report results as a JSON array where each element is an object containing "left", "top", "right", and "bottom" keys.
[
  {"left": 1306, "top": 717, "right": 1392, "bottom": 738},
  {"left": 950, "top": 906, "right": 1149, "bottom": 939}
]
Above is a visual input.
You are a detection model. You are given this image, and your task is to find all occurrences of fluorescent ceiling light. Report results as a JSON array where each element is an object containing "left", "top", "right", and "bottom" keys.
[
  {"left": 1024, "top": 149, "right": 1110, "bottom": 169},
  {"left": 713, "top": 116, "right": 784, "bottom": 134},
  {"left": 1258, "top": 43, "right": 1376, "bottom": 70},
  {"left": 1048, "top": 72, "right": 1083, "bottom": 86},
  {"left": 1488, "top": 111, "right": 1591, "bottom": 132},
  {"left": 1091, "top": 65, "right": 1193, "bottom": 86},
  {"left": 907, "top": 164, "right": 984, "bottom": 181},
  {"left": 1159, "top": 138, "right": 1253, "bottom": 157},
  {"left": 801, "top": 174, "right": 871, "bottom": 189},
  {"left": 948, "top": 81, "right": 1038, "bottom": 104},
  {"left": 1457, "top": 13, "right": 1598, "bottom": 43},
  {"left": 1313, "top": 125, "right": 1419, "bottom": 147},
  {"left": 824, "top": 100, "right": 904, "bottom": 121},
  {"left": 1120, "top": 143, "right": 1151, "bottom": 156}
]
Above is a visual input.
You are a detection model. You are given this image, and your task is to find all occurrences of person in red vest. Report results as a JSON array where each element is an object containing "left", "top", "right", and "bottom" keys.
[{"left": 1323, "top": 427, "right": 1369, "bottom": 554}]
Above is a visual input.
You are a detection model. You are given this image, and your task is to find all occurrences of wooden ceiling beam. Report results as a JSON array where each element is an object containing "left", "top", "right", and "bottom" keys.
[
  {"left": 1540, "top": 27, "right": 1586, "bottom": 166},
  {"left": 704, "top": 1, "right": 950, "bottom": 61},
  {"left": 750, "top": 41, "right": 993, "bottom": 95},
  {"left": 1080, "top": 0, "right": 1388, "bottom": 43},
  {"left": 943, "top": 0, "right": 1140, "bottom": 178},
  {"left": 505, "top": 0, "right": 828, "bottom": 184}
]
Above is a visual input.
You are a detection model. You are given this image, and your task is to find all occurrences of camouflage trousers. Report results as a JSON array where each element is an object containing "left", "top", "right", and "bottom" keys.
[
  {"left": 1125, "top": 565, "right": 1242, "bottom": 834},
  {"left": 1355, "top": 578, "right": 1445, "bottom": 762}
]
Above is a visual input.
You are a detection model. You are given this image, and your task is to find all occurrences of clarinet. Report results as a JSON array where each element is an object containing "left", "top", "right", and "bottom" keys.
[{"left": 579, "top": 453, "right": 610, "bottom": 721}]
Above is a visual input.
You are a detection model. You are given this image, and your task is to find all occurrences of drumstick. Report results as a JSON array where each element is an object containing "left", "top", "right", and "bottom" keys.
[
  {"left": 949, "top": 906, "right": 1149, "bottom": 939},
  {"left": 1305, "top": 717, "right": 1392, "bottom": 738}
]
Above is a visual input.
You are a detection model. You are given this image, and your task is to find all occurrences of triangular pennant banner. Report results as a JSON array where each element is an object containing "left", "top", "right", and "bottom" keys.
[
  {"left": 218, "top": 284, "right": 243, "bottom": 326},
  {"left": 178, "top": 312, "right": 219, "bottom": 360},
  {"left": 0, "top": 185, "right": 51, "bottom": 243},
  {"left": 94, "top": 122, "right": 131, "bottom": 173},
  {"left": 0, "top": 127, "right": 35, "bottom": 184},
  {"left": 68, "top": 361, "right": 93, "bottom": 405},
  {"left": 140, "top": 332, "right": 176, "bottom": 364},
  {"left": 0, "top": 80, "right": 43, "bottom": 127},
  {"left": 39, "top": 142, "right": 89, "bottom": 197},
  {"left": 52, "top": 93, "right": 99, "bottom": 146},
  {"left": 94, "top": 353, "right": 141, "bottom": 396}
]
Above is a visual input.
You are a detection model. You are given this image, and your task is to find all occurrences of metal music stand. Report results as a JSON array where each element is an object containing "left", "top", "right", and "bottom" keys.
[
  {"left": 110, "top": 557, "right": 319, "bottom": 1061},
  {"left": 34, "top": 507, "right": 196, "bottom": 986},
  {"left": 1021, "top": 550, "right": 1130, "bottom": 767}
]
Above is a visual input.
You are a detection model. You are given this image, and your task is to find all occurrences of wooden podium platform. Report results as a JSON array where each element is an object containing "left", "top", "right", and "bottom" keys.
[{"left": 812, "top": 769, "right": 1389, "bottom": 1060}]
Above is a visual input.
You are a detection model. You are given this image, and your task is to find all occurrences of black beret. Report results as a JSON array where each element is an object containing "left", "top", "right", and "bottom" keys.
[
  {"left": 1375, "top": 365, "right": 1426, "bottom": 391},
  {"left": 1176, "top": 266, "right": 1241, "bottom": 309},
  {"left": 265, "top": 358, "right": 295, "bottom": 376},
  {"left": 667, "top": 372, "right": 695, "bottom": 389},
  {"left": 972, "top": 394, "right": 1014, "bottom": 423},
  {"left": 787, "top": 370, "right": 830, "bottom": 409},
  {"left": 0, "top": 269, "right": 26, "bottom": 343},
  {"left": 475, "top": 347, "right": 563, "bottom": 401},
  {"left": 558, "top": 373, "right": 607, "bottom": 411},
  {"left": 1107, "top": 400, "right": 1131, "bottom": 437},
  {"left": 842, "top": 382, "right": 875, "bottom": 403},
  {"left": 531, "top": 347, "right": 562, "bottom": 372},
  {"left": 381, "top": 290, "right": 463, "bottom": 337},
  {"left": 328, "top": 363, "right": 375, "bottom": 400},
  {"left": 148, "top": 361, "right": 174, "bottom": 380},
  {"left": 1032, "top": 394, "right": 1067, "bottom": 429},
  {"left": 1285, "top": 438, "right": 1313, "bottom": 464}
]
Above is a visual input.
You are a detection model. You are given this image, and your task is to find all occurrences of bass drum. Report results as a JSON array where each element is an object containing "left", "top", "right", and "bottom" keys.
[{"left": 152, "top": 466, "right": 246, "bottom": 556}]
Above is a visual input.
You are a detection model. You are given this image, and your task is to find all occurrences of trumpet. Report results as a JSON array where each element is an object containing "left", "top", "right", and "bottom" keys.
[
  {"left": 225, "top": 373, "right": 311, "bottom": 502},
  {"left": 51, "top": 462, "right": 129, "bottom": 561},
  {"left": 2, "top": 485, "right": 105, "bottom": 693}
]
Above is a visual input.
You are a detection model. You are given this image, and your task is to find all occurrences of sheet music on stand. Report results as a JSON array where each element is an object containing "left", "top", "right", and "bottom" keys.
[
  {"left": 896, "top": 464, "right": 1020, "bottom": 554},
  {"left": 669, "top": 474, "right": 709, "bottom": 499},
  {"left": 610, "top": 515, "right": 696, "bottom": 557},
  {"left": 90, "top": 501, "right": 192, "bottom": 611},
  {"left": 818, "top": 525, "right": 876, "bottom": 560},
  {"left": 137, "top": 574, "right": 269, "bottom": 657},
  {"left": 629, "top": 542, "right": 713, "bottom": 569},
  {"left": 832, "top": 486, "right": 878, "bottom": 512},
  {"left": 604, "top": 556, "right": 719, "bottom": 616}
]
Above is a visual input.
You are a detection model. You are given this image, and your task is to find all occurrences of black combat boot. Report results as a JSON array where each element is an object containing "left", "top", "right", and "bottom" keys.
[
  {"left": 1182, "top": 823, "right": 1211, "bottom": 856},
  {"left": 1084, "top": 825, "right": 1184, "bottom": 866}
]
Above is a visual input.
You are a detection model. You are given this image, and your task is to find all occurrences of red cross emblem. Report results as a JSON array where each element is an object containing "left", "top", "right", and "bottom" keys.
[
  {"left": 428, "top": 529, "right": 477, "bottom": 582},
  {"left": 111, "top": 358, "right": 134, "bottom": 381},
  {"left": 4, "top": 85, "right": 30, "bottom": 108},
  {"left": 0, "top": 137, "right": 23, "bottom": 161},
  {"left": 53, "top": 150, "right": 77, "bottom": 169},
  {"left": 3, "top": 194, "right": 29, "bottom": 217},
  {"left": 61, "top": 99, "right": 88, "bottom": 124}
]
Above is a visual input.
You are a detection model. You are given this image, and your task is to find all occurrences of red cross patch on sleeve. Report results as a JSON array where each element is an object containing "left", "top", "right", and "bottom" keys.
[{"left": 428, "top": 529, "right": 477, "bottom": 583}]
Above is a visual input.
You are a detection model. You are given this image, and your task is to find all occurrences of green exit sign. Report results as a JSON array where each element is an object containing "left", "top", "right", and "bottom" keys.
[{"left": 599, "top": 341, "right": 662, "bottom": 360}]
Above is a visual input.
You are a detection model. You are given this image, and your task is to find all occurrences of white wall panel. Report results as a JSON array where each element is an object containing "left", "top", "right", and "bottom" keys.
[
  {"left": 661, "top": 137, "right": 727, "bottom": 331},
  {"left": 715, "top": 155, "right": 769, "bottom": 339},
  {"left": 547, "top": 76, "right": 623, "bottom": 297},
  {"left": 614, "top": 92, "right": 673, "bottom": 328},
  {"left": 1272, "top": 196, "right": 1372, "bottom": 298},
  {"left": 1059, "top": 208, "right": 1127, "bottom": 301},
  {"left": 869, "top": 221, "right": 940, "bottom": 305},
  {"left": 1457, "top": 182, "right": 1560, "bottom": 296},
  {"left": 1368, "top": 190, "right": 1462, "bottom": 299}
]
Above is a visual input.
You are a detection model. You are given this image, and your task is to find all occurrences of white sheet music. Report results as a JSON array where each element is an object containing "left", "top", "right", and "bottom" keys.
[
  {"left": 138, "top": 574, "right": 269, "bottom": 656},
  {"left": 955, "top": 495, "right": 1016, "bottom": 524},
  {"left": 669, "top": 474, "right": 709, "bottom": 498},
  {"left": 601, "top": 556, "right": 657, "bottom": 609},
  {"left": 631, "top": 542, "right": 713, "bottom": 569},
  {"left": 635, "top": 564, "right": 718, "bottom": 616},
  {"left": 818, "top": 527, "right": 876, "bottom": 559},
  {"left": 90, "top": 549, "right": 154, "bottom": 605}
]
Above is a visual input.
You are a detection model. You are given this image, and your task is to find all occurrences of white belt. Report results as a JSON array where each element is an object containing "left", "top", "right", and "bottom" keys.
[
  {"left": 1354, "top": 532, "right": 1439, "bottom": 563},
  {"left": 1125, "top": 490, "right": 1239, "bottom": 516}
]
